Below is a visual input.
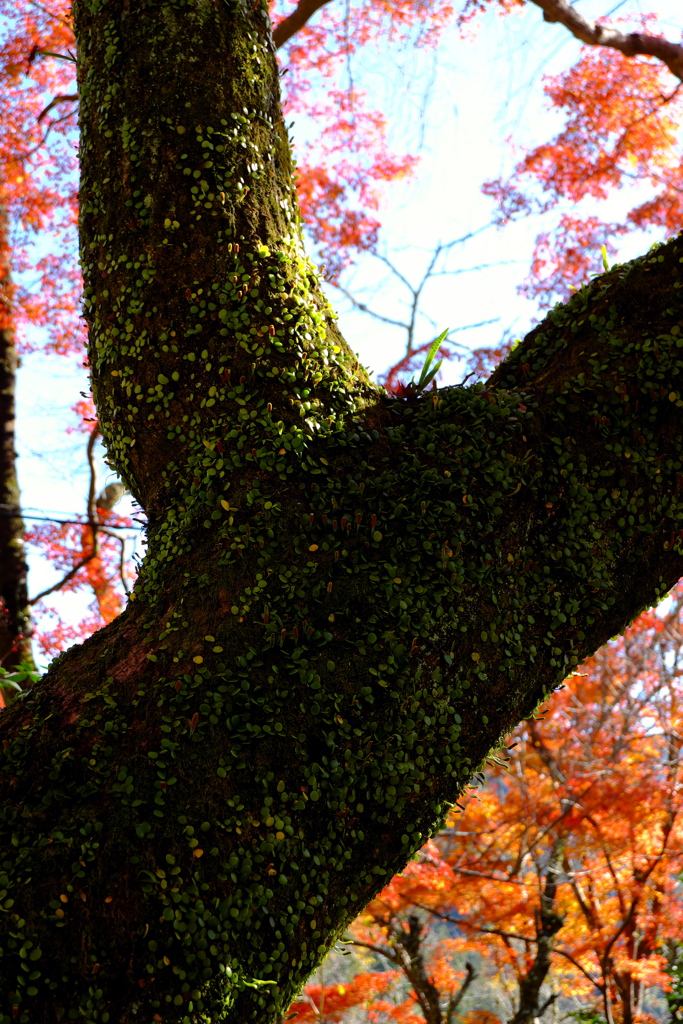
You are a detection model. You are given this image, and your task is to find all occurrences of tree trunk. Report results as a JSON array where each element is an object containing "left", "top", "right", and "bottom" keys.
[
  {"left": 0, "top": 202, "right": 32, "bottom": 671},
  {"left": 2, "top": 2, "right": 683, "bottom": 1023},
  {"left": 392, "top": 915, "right": 443, "bottom": 1024},
  {"left": 508, "top": 837, "right": 564, "bottom": 1024}
]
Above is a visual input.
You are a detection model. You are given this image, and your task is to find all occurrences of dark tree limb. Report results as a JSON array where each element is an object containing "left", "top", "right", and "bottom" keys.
[
  {"left": 528, "top": 0, "right": 683, "bottom": 82},
  {"left": 37, "top": 92, "right": 78, "bottom": 122},
  {"left": 2, "top": 3, "right": 683, "bottom": 1024},
  {"left": 391, "top": 915, "right": 443, "bottom": 1024},
  {"left": 444, "top": 961, "right": 476, "bottom": 1024},
  {"left": 273, "top": 0, "right": 334, "bottom": 49}
]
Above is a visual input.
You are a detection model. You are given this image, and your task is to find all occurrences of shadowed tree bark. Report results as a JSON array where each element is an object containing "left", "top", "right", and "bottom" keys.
[{"left": 2, "top": 2, "right": 683, "bottom": 1023}]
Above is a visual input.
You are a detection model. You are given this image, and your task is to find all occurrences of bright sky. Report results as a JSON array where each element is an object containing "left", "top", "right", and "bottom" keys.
[
  {"left": 329, "top": 0, "right": 683, "bottom": 383},
  {"left": 13, "top": 0, "right": 683, "bottom": 663}
]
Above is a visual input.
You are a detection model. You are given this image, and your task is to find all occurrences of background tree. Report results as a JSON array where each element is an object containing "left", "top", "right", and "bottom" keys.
[{"left": 0, "top": 0, "right": 134, "bottom": 667}]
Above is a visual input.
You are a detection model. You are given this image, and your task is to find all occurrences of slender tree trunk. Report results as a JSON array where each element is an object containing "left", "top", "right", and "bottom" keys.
[
  {"left": 0, "top": 202, "right": 32, "bottom": 670},
  {"left": 2, "top": 3, "right": 683, "bottom": 1023},
  {"left": 508, "top": 837, "right": 564, "bottom": 1024},
  {"left": 392, "top": 915, "right": 443, "bottom": 1024}
]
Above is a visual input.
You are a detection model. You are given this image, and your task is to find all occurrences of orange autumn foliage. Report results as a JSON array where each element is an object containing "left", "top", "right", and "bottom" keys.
[{"left": 288, "top": 969, "right": 403, "bottom": 1024}]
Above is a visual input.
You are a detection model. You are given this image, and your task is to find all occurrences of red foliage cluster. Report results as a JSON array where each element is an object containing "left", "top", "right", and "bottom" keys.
[
  {"left": 482, "top": 19, "right": 683, "bottom": 305},
  {"left": 272, "top": 0, "right": 456, "bottom": 277},
  {"left": 288, "top": 971, "right": 402, "bottom": 1024},
  {"left": 0, "top": 0, "right": 81, "bottom": 355},
  {"left": 27, "top": 502, "right": 135, "bottom": 658},
  {"left": 293, "top": 91, "right": 418, "bottom": 280}
]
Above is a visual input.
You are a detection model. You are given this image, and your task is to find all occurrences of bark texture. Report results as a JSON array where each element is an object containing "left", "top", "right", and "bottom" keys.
[
  {"left": 0, "top": 204, "right": 32, "bottom": 669},
  {"left": 2, "top": 2, "right": 683, "bottom": 1023}
]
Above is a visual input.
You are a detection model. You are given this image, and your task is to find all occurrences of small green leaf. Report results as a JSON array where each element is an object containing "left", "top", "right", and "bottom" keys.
[
  {"left": 414, "top": 329, "right": 448, "bottom": 393},
  {"left": 38, "top": 49, "right": 77, "bottom": 63}
]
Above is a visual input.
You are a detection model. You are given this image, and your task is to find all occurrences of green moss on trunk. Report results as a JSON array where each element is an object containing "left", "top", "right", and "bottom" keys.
[{"left": 1, "top": 2, "right": 683, "bottom": 1023}]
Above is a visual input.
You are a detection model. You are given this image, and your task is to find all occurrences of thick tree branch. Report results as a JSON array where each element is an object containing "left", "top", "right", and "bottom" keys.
[
  {"left": 273, "top": 0, "right": 334, "bottom": 49},
  {"left": 528, "top": 0, "right": 683, "bottom": 82}
]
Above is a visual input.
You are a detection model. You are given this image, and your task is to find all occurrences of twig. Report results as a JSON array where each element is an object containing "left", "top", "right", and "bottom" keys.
[
  {"left": 29, "top": 551, "right": 97, "bottom": 606},
  {"left": 333, "top": 285, "right": 409, "bottom": 331},
  {"left": 29, "top": 431, "right": 101, "bottom": 605},
  {"left": 38, "top": 93, "right": 78, "bottom": 123}
]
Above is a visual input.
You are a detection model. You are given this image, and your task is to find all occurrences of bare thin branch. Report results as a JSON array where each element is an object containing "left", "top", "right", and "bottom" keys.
[
  {"left": 29, "top": 551, "right": 96, "bottom": 606},
  {"left": 336, "top": 230, "right": 500, "bottom": 363},
  {"left": 116, "top": 534, "right": 131, "bottom": 595},
  {"left": 273, "top": 0, "right": 334, "bottom": 49},
  {"left": 99, "top": 526, "right": 134, "bottom": 596},
  {"left": 38, "top": 93, "right": 78, "bottom": 123},
  {"left": 447, "top": 319, "right": 500, "bottom": 336},
  {"left": 333, "top": 283, "right": 411, "bottom": 331},
  {"left": 29, "top": 432, "right": 101, "bottom": 606},
  {"left": 345, "top": 938, "right": 398, "bottom": 963},
  {"left": 445, "top": 962, "right": 476, "bottom": 1024},
  {"left": 430, "top": 259, "right": 521, "bottom": 279},
  {"left": 529, "top": 0, "right": 683, "bottom": 82},
  {"left": 551, "top": 947, "right": 603, "bottom": 993}
]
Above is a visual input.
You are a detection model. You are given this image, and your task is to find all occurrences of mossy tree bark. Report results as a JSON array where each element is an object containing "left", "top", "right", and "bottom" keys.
[{"left": 1, "top": 1, "right": 683, "bottom": 1022}]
